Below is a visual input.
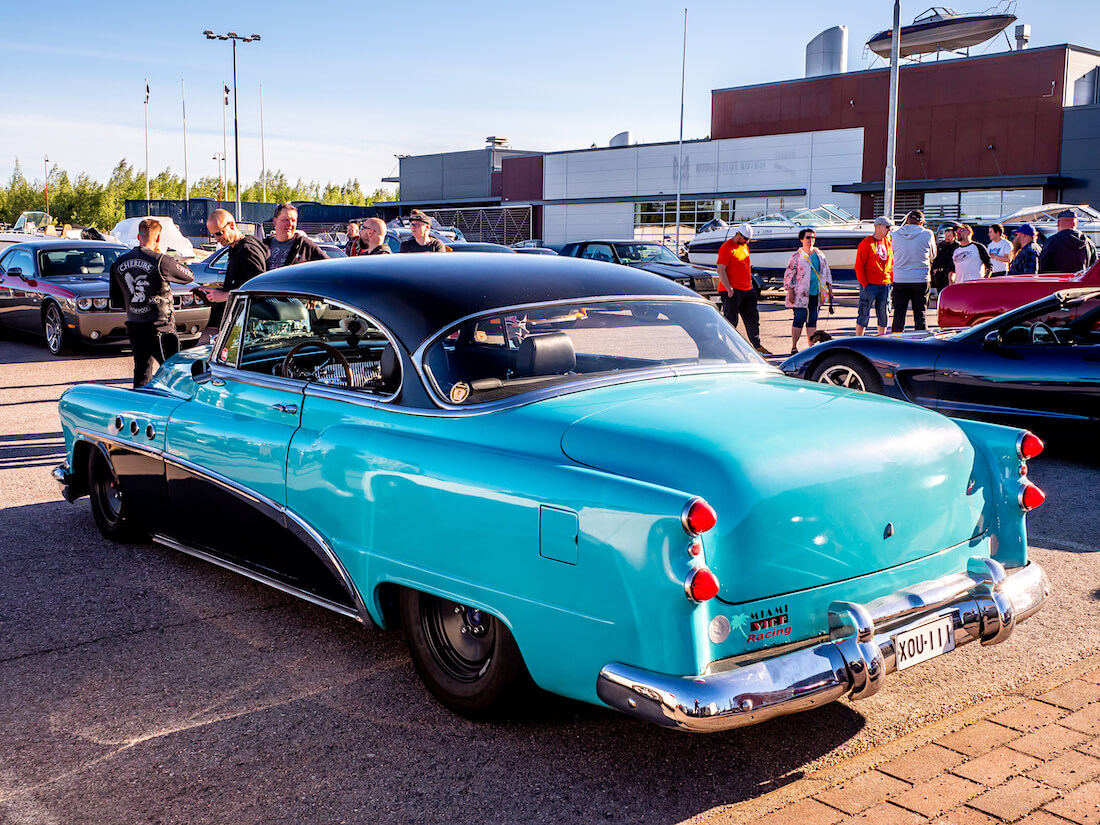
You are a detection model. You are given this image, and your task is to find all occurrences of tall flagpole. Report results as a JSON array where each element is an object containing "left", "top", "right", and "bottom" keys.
[
  {"left": 674, "top": 8, "right": 687, "bottom": 255},
  {"left": 144, "top": 78, "right": 150, "bottom": 201},
  {"left": 182, "top": 78, "right": 189, "bottom": 200},
  {"left": 222, "top": 81, "right": 228, "bottom": 203},
  {"left": 260, "top": 83, "right": 267, "bottom": 203}
]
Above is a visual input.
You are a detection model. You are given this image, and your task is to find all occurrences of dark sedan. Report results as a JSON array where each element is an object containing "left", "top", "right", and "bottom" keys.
[
  {"left": 0, "top": 240, "right": 209, "bottom": 355},
  {"left": 780, "top": 288, "right": 1100, "bottom": 437},
  {"left": 558, "top": 240, "right": 717, "bottom": 295}
]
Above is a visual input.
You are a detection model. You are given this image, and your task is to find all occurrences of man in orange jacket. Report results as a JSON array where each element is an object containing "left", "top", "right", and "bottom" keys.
[
  {"left": 854, "top": 216, "right": 894, "bottom": 336},
  {"left": 717, "top": 222, "right": 770, "bottom": 354}
]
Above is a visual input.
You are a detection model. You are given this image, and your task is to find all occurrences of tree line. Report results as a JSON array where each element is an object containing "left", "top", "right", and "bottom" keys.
[{"left": 0, "top": 158, "right": 396, "bottom": 230}]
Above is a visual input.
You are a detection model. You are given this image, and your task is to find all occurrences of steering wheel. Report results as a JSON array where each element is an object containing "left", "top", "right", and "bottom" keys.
[
  {"left": 1029, "top": 321, "right": 1057, "bottom": 345},
  {"left": 281, "top": 341, "right": 353, "bottom": 385}
]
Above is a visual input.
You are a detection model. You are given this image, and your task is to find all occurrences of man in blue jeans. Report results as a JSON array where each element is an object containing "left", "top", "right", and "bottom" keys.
[{"left": 854, "top": 216, "right": 894, "bottom": 336}]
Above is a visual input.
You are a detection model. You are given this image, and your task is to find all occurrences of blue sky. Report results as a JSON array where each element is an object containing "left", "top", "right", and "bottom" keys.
[{"left": 1, "top": 0, "right": 1095, "bottom": 194}]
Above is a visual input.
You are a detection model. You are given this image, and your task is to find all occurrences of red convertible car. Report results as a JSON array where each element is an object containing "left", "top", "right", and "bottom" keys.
[{"left": 938, "top": 260, "right": 1100, "bottom": 327}]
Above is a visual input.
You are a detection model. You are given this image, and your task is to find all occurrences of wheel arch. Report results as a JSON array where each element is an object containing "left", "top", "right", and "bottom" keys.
[{"left": 809, "top": 348, "right": 885, "bottom": 393}]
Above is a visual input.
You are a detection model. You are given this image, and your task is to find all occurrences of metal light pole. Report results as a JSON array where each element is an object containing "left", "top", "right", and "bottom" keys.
[
  {"left": 203, "top": 30, "right": 261, "bottom": 218},
  {"left": 44, "top": 154, "right": 50, "bottom": 220},
  {"left": 884, "top": 0, "right": 901, "bottom": 221}
]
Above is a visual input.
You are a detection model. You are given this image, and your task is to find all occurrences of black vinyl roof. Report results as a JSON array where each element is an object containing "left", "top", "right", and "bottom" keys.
[{"left": 240, "top": 252, "right": 699, "bottom": 350}]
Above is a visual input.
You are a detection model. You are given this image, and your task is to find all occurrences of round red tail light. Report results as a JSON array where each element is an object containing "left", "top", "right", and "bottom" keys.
[
  {"left": 1019, "top": 481, "right": 1046, "bottom": 511},
  {"left": 683, "top": 498, "right": 717, "bottom": 535},
  {"left": 685, "top": 567, "right": 720, "bottom": 602},
  {"left": 1018, "top": 432, "right": 1045, "bottom": 460}
]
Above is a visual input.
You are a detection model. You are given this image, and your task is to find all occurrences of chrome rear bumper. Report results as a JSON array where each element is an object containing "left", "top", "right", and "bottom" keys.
[{"left": 596, "top": 558, "right": 1049, "bottom": 733}]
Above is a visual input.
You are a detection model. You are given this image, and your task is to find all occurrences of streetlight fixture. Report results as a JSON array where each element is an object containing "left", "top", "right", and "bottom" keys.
[
  {"left": 213, "top": 152, "right": 226, "bottom": 200},
  {"left": 203, "top": 30, "right": 261, "bottom": 218}
]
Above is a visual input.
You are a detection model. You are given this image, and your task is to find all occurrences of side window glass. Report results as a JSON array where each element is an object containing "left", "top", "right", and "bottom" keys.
[
  {"left": 235, "top": 294, "right": 398, "bottom": 394},
  {"left": 5, "top": 249, "right": 34, "bottom": 276},
  {"left": 215, "top": 299, "right": 247, "bottom": 366},
  {"left": 385, "top": 235, "right": 400, "bottom": 253},
  {"left": 580, "top": 244, "right": 614, "bottom": 263},
  {"left": 210, "top": 248, "right": 229, "bottom": 273}
]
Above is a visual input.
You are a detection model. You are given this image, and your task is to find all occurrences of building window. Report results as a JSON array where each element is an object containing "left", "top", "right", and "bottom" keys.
[
  {"left": 922, "top": 189, "right": 1042, "bottom": 223},
  {"left": 632, "top": 196, "right": 806, "bottom": 244}
]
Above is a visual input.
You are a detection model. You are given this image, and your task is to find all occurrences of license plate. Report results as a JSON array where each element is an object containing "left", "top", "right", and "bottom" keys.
[{"left": 894, "top": 616, "right": 956, "bottom": 670}]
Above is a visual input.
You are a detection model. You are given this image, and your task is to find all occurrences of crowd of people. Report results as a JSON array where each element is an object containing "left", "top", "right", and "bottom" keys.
[{"left": 109, "top": 206, "right": 452, "bottom": 387}]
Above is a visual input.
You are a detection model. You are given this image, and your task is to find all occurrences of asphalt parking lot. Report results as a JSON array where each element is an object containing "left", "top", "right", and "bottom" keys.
[{"left": 1, "top": 293, "right": 1098, "bottom": 825}]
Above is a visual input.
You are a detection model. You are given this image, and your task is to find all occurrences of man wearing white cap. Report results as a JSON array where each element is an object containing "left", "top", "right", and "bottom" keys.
[{"left": 716, "top": 223, "right": 769, "bottom": 354}]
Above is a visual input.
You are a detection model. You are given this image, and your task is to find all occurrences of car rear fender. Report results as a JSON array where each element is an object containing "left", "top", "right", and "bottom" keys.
[{"left": 950, "top": 417, "right": 1033, "bottom": 569}]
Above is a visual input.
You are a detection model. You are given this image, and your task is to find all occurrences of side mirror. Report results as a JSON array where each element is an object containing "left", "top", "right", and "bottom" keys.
[
  {"left": 6, "top": 267, "right": 23, "bottom": 278},
  {"left": 191, "top": 359, "right": 213, "bottom": 384},
  {"left": 982, "top": 330, "right": 1002, "bottom": 349}
]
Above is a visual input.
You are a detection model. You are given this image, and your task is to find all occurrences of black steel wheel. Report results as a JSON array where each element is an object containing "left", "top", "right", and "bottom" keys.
[
  {"left": 43, "top": 302, "right": 74, "bottom": 356},
  {"left": 87, "top": 448, "right": 145, "bottom": 542},
  {"left": 400, "top": 588, "right": 530, "bottom": 718},
  {"left": 811, "top": 354, "right": 883, "bottom": 394}
]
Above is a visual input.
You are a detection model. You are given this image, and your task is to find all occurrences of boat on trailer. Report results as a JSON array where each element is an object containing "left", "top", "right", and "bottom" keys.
[{"left": 685, "top": 204, "right": 874, "bottom": 285}]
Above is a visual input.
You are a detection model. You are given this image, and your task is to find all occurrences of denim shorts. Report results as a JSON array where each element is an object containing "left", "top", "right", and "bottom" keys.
[
  {"left": 791, "top": 294, "right": 820, "bottom": 329},
  {"left": 857, "top": 283, "right": 890, "bottom": 328}
]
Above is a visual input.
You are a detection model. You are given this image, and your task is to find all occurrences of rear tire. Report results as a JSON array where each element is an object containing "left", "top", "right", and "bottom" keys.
[
  {"left": 400, "top": 588, "right": 530, "bottom": 718},
  {"left": 811, "top": 354, "right": 883, "bottom": 394},
  {"left": 87, "top": 448, "right": 146, "bottom": 542}
]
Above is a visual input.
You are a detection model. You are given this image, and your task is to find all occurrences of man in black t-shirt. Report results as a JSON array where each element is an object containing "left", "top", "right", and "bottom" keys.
[
  {"left": 198, "top": 209, "right": 268, "bottom": 303},
  {"left": 399, "top": 209, "right": 448, "bottom": 253},
  {"left": 110, "top": 218, "right": 194, "bottom": 387},
  {"left": 265, "top": 203, "right": 327, "bottom": 269}
]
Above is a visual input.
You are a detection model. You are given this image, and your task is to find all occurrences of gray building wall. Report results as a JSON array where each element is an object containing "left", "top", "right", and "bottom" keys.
[
  {"left": 398, "top": 148, "right": 535, "bottom": 202},
  {"left": 1061, "top": 104, "right": 1100, "bottom": 205}
]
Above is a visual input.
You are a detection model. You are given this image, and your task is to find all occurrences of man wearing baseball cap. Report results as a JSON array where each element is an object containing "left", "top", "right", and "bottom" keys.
[
  {"left": 716, "top": 223, "right": 770, "bottom": 354},
  {"left": 1038, "top": 209, "right": 1096, "bottom": 273},
  {"left": 854, "top": 216, "right": 894, "bottom": 336},
  {"left": 1007, "top": 224, "right": 1041, "bottom": 275}
]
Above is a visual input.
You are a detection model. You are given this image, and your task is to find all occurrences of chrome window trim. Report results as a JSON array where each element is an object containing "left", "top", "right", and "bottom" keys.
[
  {"left": 410, "top": 295, "right": 766, "bottom": 414},
  {"left": 213, "top": 292, "right": 402, "bottom": 400},
  {"left": 74, "top": 428, "right": 374, "bottom": 627}
]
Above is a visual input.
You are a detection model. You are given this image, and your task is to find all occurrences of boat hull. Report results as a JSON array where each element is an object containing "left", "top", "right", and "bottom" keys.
[{"left": 867, "top": 14, "right": 1016, "bottom": 59}]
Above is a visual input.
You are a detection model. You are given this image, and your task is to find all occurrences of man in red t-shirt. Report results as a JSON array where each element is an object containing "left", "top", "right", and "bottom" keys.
[
  {"left": 854, "top": 216, "right": 895, "bottom": 336},
  {"left": 717, "top": 223, "right": 769, "bottom": 354}
]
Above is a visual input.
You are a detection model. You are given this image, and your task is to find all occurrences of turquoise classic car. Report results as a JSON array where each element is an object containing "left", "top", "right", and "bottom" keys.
[{"left": 54, "top": 253, "right": 1051, "bottom": 732}]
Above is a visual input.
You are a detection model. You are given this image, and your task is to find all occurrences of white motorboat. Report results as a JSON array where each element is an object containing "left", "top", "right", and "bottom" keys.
[
  {"left": 866, "top": 6, "right": 1016, "bottom": 59},
  {"left": 996, "top": 203, "right": 1100, "bottom": 246},
  {"left": 685, "top": 204, "right": 874, "bottom": 284}
]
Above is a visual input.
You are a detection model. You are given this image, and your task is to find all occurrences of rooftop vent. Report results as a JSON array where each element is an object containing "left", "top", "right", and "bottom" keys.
[
  {"left": 806, "top": 26, "right": 848, "bottom": 77},
  {"left": 486, "top": 136, "right": 510, "bottom": 147},
  {"left": 609, "top": 131, "right": 634, "bottom": 147}
]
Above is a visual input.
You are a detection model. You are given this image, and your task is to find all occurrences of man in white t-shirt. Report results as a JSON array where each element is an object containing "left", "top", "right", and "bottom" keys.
[
  {"left": 987, "top": 223, "right": 1012, "bottom": 275},
  {"left": 951, "top": 225, "right": 992, "bottom": 284}
]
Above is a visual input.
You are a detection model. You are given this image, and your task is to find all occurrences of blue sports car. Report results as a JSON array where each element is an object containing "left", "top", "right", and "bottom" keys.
[
  {"left": 781, "top": 288, "right": 1100, "bottom": 438},
  {"left": 54, "top": 253, "right": 1049, "bottom": 731}
]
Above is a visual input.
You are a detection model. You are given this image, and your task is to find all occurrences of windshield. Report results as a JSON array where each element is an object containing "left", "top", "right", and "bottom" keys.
[
  {"left": 423, "top": 299, "right": 761, "bottom": 406},
  {"left": 615, "top": 243, "right": 681, "bottom": 264},
  {"left": 750, "top": 205, "right": 858, "bottom": 227},
  {"left": 37, "top": 247, "right": 124, "bottom": 277}
]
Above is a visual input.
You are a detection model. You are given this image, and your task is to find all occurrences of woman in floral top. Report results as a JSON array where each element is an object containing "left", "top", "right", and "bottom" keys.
[{"left": 783, "top": 228, "right": 833, "bottom": 354}]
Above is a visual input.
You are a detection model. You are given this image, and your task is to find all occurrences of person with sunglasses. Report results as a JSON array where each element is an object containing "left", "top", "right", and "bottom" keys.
[
  {"left": 782, "top": 228, "right": 832, "bottom": 354},
  {"left": 197, "top": 208, "right": 269, "bottom": 303},
  {"left": 353, "top": 217, "right": 392, "bottom": 255}
]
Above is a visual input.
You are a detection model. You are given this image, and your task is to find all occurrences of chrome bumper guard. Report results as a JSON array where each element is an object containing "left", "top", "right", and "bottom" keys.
[
  {"left": 52, "top": 463, "right": 76, "bottom": 503},
  {"left": 596, "top": 558, "right": 1050, "bottom": 733}
]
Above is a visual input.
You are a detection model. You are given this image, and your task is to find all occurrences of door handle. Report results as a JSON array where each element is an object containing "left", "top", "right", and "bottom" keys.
[{"left": 272, "top": 403, "right": 298, "bottom": 414}]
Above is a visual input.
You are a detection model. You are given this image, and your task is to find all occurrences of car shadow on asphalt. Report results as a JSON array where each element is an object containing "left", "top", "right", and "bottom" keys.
[{"left": 0, "top": 498, "right": 868, "bottom": 825}]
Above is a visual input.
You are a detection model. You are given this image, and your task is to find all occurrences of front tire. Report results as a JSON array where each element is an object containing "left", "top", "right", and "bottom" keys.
[
  {"left": 87, "top": 448, "right": 146, "bottom": 542},
  {"left": 811, "top": 354, "right": 883, "bottom": 394},
  {"left": 400, "top": 588, "right": 529, "bottom": 718},
  {"left": 43, "top": 302, "right": 74, "bottom": 356}
]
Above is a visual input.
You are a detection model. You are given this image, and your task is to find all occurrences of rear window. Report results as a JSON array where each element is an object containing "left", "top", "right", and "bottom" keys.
[{"left": 423, "top": 299, "right": 759, "bottom": 406}]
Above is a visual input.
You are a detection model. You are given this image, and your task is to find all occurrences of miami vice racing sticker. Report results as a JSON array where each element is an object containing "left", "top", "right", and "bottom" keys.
[{"left": 710, "top": 604, "right": 792, "bottom": 645}]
